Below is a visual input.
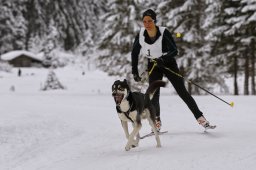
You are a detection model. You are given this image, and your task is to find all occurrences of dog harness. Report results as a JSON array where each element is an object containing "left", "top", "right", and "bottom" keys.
[{"left": 116, "top": 102, "right": 134, "bottom": 123}]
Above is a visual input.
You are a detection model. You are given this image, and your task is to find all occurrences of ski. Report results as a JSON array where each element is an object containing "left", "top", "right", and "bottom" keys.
[{"left": 140, "top": 131, "right": 168, "bottom": 139}]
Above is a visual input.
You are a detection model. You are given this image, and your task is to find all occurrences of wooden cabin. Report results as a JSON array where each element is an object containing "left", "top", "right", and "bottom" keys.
[{"left": 0, "top": 50, "right": 43, "bottom": 67}]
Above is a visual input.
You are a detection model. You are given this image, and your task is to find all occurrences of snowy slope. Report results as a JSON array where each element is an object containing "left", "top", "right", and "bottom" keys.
[{"left": 0, "top": 67, "right": 256, "bottom": 170}]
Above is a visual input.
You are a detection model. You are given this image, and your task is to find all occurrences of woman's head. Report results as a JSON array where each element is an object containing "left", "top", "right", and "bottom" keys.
[
  {"left": 142, "top": 9, "right": 156, "bottom": 22},
  {"left": 142, "top": 9, "right": 157, "bottom": 31}
]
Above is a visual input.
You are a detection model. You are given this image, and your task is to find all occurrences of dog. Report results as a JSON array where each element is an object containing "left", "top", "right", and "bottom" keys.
[{"left": 112, "top": 79, "right": 166, "bottom": 151}]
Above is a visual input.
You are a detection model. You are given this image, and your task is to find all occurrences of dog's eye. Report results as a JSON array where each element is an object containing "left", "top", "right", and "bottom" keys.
[{"left": 118, "top": 87, "right": 124, "bottom": 91}]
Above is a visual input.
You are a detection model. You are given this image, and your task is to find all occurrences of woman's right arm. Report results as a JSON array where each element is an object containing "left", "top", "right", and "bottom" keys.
[{"left": 131, "top": 33, "right": 141, "bottom": 75}]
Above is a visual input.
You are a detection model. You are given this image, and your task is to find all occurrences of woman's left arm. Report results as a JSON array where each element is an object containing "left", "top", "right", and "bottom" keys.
[{"left": 161, "top": 29, "right": 178, "bottom": 62}]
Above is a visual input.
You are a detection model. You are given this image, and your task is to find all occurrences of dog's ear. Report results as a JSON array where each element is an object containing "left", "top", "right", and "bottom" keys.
[
  {"left": 113, "top": 80, "right": 120, "bottom": 85},
  {"left": 123, "top": 79, "right": 129, "bottom": 86},
  {"left": 112, "top": 80, "right": 119, "bottom": 89},
  {"left": 123, "top": 79, "right": 131, "bottom": 91}
]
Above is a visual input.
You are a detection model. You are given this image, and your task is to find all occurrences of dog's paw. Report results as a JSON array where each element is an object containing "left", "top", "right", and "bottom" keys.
[
  {"left": 131, "top": 140, "right": 139, "bottom": 147},
  {"left": 125, "top": 144, "right": 137, "bottom": 151},
  {"left": 125, "top": 143, "right": 137, "bottom": 151},
  {"left": 125, "top": 145, "right": 131, "bottom": 151},
  {"left": 156, "top": 144, "right": 162, "bottom": 148},
  {"left": 131, "top": 144, "right": 137, "bottom": 148}
]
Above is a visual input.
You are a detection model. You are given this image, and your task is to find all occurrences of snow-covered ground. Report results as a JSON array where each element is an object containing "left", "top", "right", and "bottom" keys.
[{"left": 0, "top": 67, "right": 256, "bottom": 170}]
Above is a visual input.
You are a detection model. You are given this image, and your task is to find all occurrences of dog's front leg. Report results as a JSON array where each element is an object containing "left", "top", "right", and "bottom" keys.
[
  {"left": 132, "top": 123, "right": 140, "bottom": 145},
  {"left": 121, "top": 120, "right": 129, "bottom": 139},
  {"left": 125, "top": 122, "right": 141, "bottom": 151}
]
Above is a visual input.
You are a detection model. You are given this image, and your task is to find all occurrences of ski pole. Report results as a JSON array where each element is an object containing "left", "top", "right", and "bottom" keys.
[{"left": 152, "top": 60, "right": 234, "bottom": 107}]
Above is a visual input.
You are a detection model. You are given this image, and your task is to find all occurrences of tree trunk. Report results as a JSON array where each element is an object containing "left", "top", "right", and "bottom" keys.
[
  {"left": 234, "top": 55, "right": 239, "bottom": 95},
  {"left": 244, "top": 48, "right": 249, "bottom": 95},
  {"left": 24, "top": 0, "right": 34, "bottom": 50},
  {"left": 251, "top": 38, "right": 255, "bottom": 95}
]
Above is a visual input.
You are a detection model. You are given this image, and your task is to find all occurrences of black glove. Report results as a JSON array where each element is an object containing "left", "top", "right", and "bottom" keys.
[
  {"left": 154, "top": 57, "right": 165, "bottom": 68},
  {"left": 133, "top": 73, "right": 141, "bottom": 82}
]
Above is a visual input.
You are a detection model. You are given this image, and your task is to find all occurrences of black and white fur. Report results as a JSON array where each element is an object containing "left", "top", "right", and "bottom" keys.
[{"left": 112, "top": 79, "right": 166, "bottom": 151}]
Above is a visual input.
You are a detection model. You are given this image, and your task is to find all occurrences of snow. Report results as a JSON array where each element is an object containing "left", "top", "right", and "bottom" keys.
[
  {"left": 1, "top": 50, "right": 43, "bottom": 61},
  {"left": 1, "top": 67, "right": 256, "bottom": 170},
  {"left": 248, "top": 12, "right": 256, "bottom": 22}
]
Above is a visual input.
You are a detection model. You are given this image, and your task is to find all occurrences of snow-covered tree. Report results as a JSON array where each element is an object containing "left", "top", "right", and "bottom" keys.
[
  {"left": 0, "top": 0, "right": 27, "bottom": 54},
  {"left": 0, "top": 62, "right": 12, "bottom": 72},
  {"left": 74, "top": 0, "right": 107, "bottom": 71},
  {"left": 202, "top": 0, "right": 230, "bottom": 93},
  {"left": 41, "top": 69, "right": 65, "bottom": 91},
  {"left": 41, "top": 20, "right": 59, "bottom": 67},
  {"left": 216, "top": 0, "right": 250, "bottom": 95},
  {"left": 157, "top": 0, "right": 218, "bottom": 94},
  {"left": 0, "top": 0, "right": 255, "bottom": 95},
  {"left": 240, "top": 0, "right": 256, "bottom": 95},
  {"left": 97, "top": 0, "right": 142, "bottom": 77}
]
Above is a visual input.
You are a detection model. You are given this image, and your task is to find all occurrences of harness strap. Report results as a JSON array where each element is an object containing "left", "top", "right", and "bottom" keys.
[
  {"left": 148, "top": 62, "right": 157, "bottom": 76},
  {"left": 117, "top": 103, "right": 134, "bottom": 123}
]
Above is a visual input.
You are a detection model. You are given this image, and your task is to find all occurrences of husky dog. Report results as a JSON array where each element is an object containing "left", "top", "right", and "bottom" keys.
[{"left": 112, "top": 79, "right": 166, "bottom": 151}]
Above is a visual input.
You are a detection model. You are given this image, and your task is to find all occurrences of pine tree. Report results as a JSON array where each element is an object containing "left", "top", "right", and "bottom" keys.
[
  {"left": 75, "top": 0, "right": 107, "bottom": 70},
  {"left": 202, "top": 0, "right": 230, "bottom": 94},
  {"left": 41, "top": 69, "right": 65, "bottom": 91},
  {"left": 97, "top": 0, "right": 142, "bottom": 77},
  {"left": 0, "top": 0, "right": 27, "bottom": 54},
  {"left": 221, "top": 0, "right": 246, "bottom": 95},
  {"left": 240, "top": 0, "right": 256, "bottom": 95},
  {"left": 1, "top": 0, "right": 255, "bottom": 96},
  {"left": 158, "top": 0, "right": 215, "bottom": 94},
  {"left": 41, "top": 20, "right": 59, "bottom": 67}
]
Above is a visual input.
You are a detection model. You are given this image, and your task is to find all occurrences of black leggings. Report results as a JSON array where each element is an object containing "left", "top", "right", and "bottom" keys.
[{"left": 148, "top": 59, "right": 203, "bottom": 120}]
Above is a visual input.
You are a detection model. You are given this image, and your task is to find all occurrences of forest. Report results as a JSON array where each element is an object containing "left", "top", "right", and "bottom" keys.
[{"left": 0, "top": 0, "right": 255, "bottom": 95}]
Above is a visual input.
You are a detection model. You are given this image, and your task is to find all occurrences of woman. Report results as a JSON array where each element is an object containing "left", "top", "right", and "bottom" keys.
[{"left": 131, "top": 9, "right": 215, "bottom": 131}]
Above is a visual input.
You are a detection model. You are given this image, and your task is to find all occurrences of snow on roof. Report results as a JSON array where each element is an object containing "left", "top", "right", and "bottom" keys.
[{"left": 0, "top": 50, "right": 43, "bottom": 61}]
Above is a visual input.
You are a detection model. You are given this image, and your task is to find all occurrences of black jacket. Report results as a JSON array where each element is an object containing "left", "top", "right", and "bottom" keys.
[{"left": 131, "top": 26, "right": 178, "bottom": 75}]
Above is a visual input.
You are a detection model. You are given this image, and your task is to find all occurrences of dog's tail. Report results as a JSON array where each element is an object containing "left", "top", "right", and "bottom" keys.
[{"left": 146, "top": 80, "right": 166, "bottom": 100}]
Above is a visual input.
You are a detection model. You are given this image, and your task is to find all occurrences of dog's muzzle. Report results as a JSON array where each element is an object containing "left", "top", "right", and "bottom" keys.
[{"left": 112, "top": 92, "right": 124, "bottom": 105}]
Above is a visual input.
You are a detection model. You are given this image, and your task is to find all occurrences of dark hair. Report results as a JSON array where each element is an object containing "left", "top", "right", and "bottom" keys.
[{"left": 142, "top": 9, "right": 157, "bottom": 22}]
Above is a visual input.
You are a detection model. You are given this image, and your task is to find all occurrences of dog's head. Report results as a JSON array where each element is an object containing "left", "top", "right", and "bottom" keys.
[{"left": 112, "top": 79, "right": 130, "bottom": 105}]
